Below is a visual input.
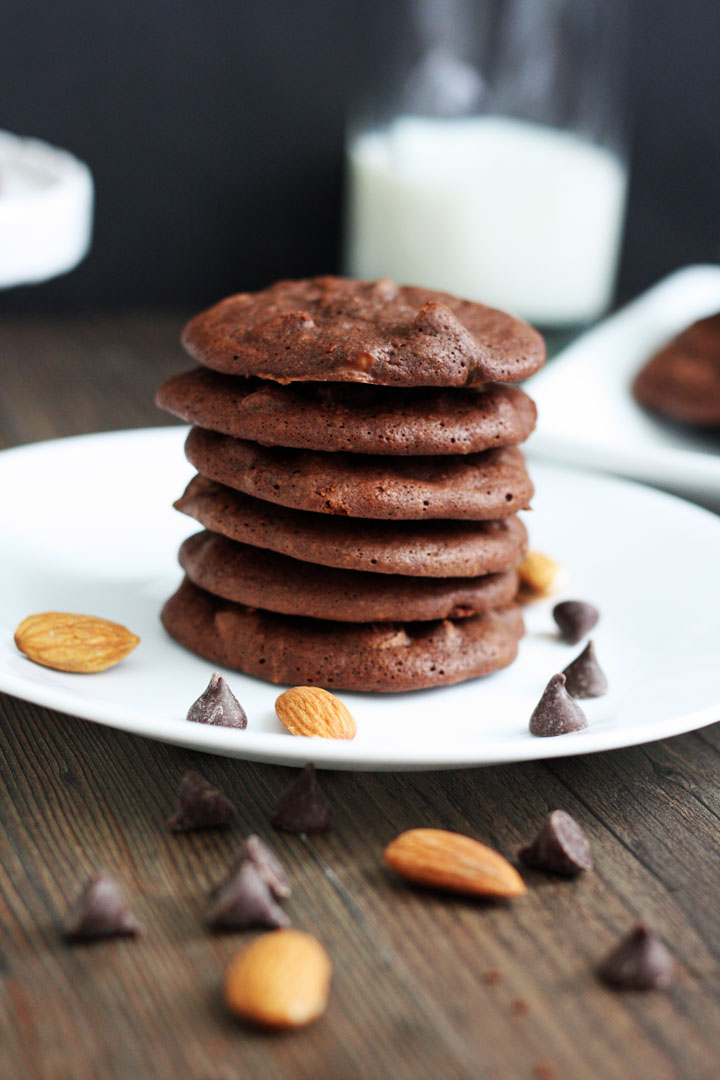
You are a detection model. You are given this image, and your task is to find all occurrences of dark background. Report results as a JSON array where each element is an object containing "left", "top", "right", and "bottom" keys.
[{"left": 2, "top": 0, "right": 718, "bottom": 312}]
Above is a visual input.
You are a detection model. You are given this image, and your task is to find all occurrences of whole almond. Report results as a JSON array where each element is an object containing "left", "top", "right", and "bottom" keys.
[
  {"left": 275, "top": 686, "right": 356, "bottom": 740},
  {"left": 517, "top": 551, "right": 561, "bottom": 602},
  {"left": 384, "top": 828, "right": 526, "bottom": 898},
  {"left": 14, "top": 612, "right": 140, "bottom": 673},
  {"left": 225, "top": 929, "right": 332, "bottom": 1028}
]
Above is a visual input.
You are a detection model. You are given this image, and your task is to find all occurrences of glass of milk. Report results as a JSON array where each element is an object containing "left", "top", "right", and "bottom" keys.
[{"left": 344, "top": 0, "right": 628, "bottom": 330}]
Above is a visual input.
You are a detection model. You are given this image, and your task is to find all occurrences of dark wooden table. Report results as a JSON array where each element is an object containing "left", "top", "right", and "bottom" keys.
[{"left": 1, "top": 313, "right": 719, "bottom": 1080}]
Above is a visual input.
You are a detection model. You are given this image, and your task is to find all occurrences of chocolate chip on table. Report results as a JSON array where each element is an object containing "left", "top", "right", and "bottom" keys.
[
  {"left": 598, "top": 923, "right": 674, "bottom": 990},
  {"left": 562, "top": 640, "right": 608, "bottom": 699},
  {"left": 237, "top": 835, "right": 292, "bottom": 898},
  {"left": 213, "top": 835, "right": 292, "bottom": 901},
  {"left": 167, "top": 771, "right": 236, "bottom": 832},
  {"left": 529, "top": 674, "right": 588, "bottom": 737},
  {"left": 533, "top": 1062, "right": 558, "bottom": 1080},
  {"left": 65, "top": 872, "right": 142, "bottom": 941},
  {"left": 207, "top": 859, "right": 290, "bottom": 931},
  {"left": 552, "top": 600, "right": 599, "bottom": 645},
  {"left": 271, "top": 764, "right": 333, "bottom": 834},
  {"left": 519, "top": 810, "right": 593, "bottom": 875},
  {"left": 187, "top": 672, "right": 247, "bottom": 729},
  {"left": 483, "top": 968, "right": 503, "bottom": 985}
]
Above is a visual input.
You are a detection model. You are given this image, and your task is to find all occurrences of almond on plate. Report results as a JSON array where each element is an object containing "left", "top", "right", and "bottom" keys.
[
  {"left": 517, "top": 551, "right": 561, "bottom": 602},
  {"left": 14, "top": 612, "right": 140, "bottom": 673},
  {"left": 384, "top": 828, "right": 525, "bottom": 898},
  {"left": 225, "top": 929, "right": 332, "bottom": 1028},
  {"left": 275, "top": 686, "right": 356, "bottom": 740}
]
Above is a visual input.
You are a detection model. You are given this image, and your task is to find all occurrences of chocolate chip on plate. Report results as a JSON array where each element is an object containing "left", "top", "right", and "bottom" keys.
[
  {"left": 529, "top": 674, "right": 588, "bottom": 737},
  {"left": 271, "top": 764, "right": 333, "bottom": 834},
  {"left": 599, "top": 923, "right": 674, "bottom": 990},
  {"left": 562, "top": 640, "right": 608, "bottom": 699},
  {"left": 187, "top": 672, "right": 247, "bottom": 729},
  {"left": 552, "top": 600, "right": 599, "bottom": 645},
  {"left": 65, "top": 872, "right": 142, "bottom": 940},
  {"left": 519, "top": 810, "right": 593, "bottom": 875},
  {"left": 207, "top": 859, "right": 290, "bottom": 931},
  {"left": 167, "top": 771, "right": 236, "bottom": 832}
]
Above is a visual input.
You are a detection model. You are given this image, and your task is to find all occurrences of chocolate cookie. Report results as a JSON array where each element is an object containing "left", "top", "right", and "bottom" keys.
[
  {"left": 161, "top": 577, "right": 525, "bottom": 692},
  {"left": 156, "top": 369, "right": 537, "bottom": 455},
  {"left": 633, "top": 312, "right": 720, "bottom": 426},
  {"left": 181, "top": 276, "right": 545, "bottom": 387},
  {"left": 179, "top": 530, "right": 520, "bottom": 623},
  {"left": 175, "top": 477, "right": 528, "bottom": 578},
  {"left": 184, "top": 428, "right": 533, "bottom": 521}
]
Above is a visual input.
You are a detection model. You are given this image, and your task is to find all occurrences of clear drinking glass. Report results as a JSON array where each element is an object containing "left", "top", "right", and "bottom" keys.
[{"left": 344, "top": 0, "right": 629, "bottom": 332}]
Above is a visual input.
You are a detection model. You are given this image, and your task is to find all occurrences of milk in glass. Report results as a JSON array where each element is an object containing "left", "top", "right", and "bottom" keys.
[{"left": 346, "top": 115, "right": 627, "bottom": 326}]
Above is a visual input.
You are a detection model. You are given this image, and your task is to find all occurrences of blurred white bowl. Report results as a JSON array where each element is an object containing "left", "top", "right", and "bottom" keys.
[{"left": 0, "top": 130, "right": 93, "bottom": 288}]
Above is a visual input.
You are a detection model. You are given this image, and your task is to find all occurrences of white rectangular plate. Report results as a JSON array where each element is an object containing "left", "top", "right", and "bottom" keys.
[{"left": 527, "top": 265, "right": 720, "bottom": 509}]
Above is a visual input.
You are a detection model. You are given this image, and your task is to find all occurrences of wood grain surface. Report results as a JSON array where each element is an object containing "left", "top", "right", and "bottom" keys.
[{"left": 1, "top": 314, "right": 719, "bottom": 1080}]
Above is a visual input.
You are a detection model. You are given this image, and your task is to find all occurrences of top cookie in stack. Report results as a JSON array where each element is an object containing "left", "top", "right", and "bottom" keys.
[{"left": 157, "top": 276, "right": 545, "bottom": 693}]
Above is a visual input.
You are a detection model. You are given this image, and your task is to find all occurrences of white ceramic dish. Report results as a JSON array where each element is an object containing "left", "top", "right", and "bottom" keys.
[
  {"left": 1, "top": 427, "right": 719, "bottom": 771},
  {"left": 527, "top": 265, "right": 720, "bottom": 510}
]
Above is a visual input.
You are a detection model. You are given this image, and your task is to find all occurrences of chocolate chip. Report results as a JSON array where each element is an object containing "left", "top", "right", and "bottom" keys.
[
  {"left": 216, "top": 835, "right": 291, "bottom": 901},
  {"left": 242, "top": 834, "right": 291, "bottom": 897},
  {"left": 529, "top": 674, "right": 588, "bottom": 737},
  {"left": 562, "top": 640, "right": 608, "bottom": 699},
  {"left": 519, "top": 810, "right": 593, "bottom": 875},
  {"left": 598, "top": 923, "right": 674, "bottom": 990},
  {"left": 271, "top": 764, "right": 333, "bottom": 834},
  {"left": 552, "top": 600, "right": 599, "bottom": 645},
  {"left": 533, "top": 1062, "right": 558, "bottom": 1080},
  {"left": 187, "top": 672, "right": 247, "bottom": 729},
  {"left": 65, "top": 873, "right": 142, "bottom": 940},
  {"left": 483, "top": 968, "right": 503, "bottom": 985},
  {"left": 207, "top": 860, "right": 290, "bottom": 931},
  {"left": 167, "top": 771, "right": 236, "bottom": 832}
]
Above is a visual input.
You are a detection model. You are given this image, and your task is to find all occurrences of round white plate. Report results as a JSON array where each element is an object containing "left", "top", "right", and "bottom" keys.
[
  {"left": 527, "top": 265, "right": 720, "bottom": 511},
  {"left": 1, "top": 427, "right": 719, "bottom": 771}
]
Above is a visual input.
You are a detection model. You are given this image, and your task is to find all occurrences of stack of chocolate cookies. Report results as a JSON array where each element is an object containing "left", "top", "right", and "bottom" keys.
[{"left": 157, "top": 277, "right": 545, "bottom": 692}]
